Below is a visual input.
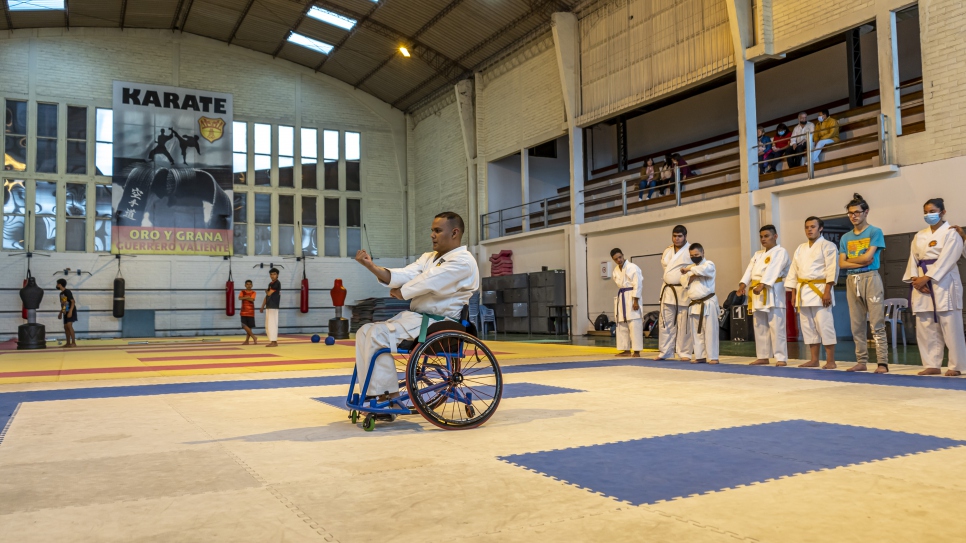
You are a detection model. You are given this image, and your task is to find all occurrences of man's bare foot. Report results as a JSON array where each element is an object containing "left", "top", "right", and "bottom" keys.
[
  {"left": 67, "top": 343, "right": 77, "bottom": 348},
  {"left": 691, "top": 358, "right": 706, "bottom": 364},
  {"left": 918, "top": 368, "right": 941, "bottom": 376},
  {"left": 945, "top": 370, "right": 962, "bottom": 377},
  {"left": 874, "top": 364, "right": 889, "bottom": 374},
  {"left": 749, "top": 359, "right": 770, "bottom": 365},
  {"left": 798, "top": 361, "right": 820, "bottom": 368},
  {"left": 266, "top": 341, "right": 278, "bottom": 348},
  {"left": 822, "top": 362, "right": 837, "bottom": 370},
  {"left": 708, "top": 360, "right": 719, "bottom": 365},
  {"left": 615, "top": 351, "right": 631, "bottom": 357},
  {"left": 654, "top": 357, "right": 667, "bottom": 361},
  {"left": 846, "top": 363, "right": 867, "bottom": 372},
  {"left": 631, "top": 351, "right": 641, "bottom": 357},
  {"left": 775, "top": 361, "right": 787, "bottom": 367},
  {"left": 242, "top": 340, "right": 250, "bottom": 345},
  {"left": 678, "top": 357, "right": 692, "bottom": 362},
  {"left": 253, "top": 337, "right": 257, "bottom": 344}
]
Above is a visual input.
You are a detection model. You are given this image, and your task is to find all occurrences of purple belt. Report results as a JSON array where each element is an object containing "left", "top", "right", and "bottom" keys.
[
  {"left": 910, "top": 258, "right": 939, "bottom": 323},
  {"left": 617, "top": 287, "right": 633, "bottom": 322}
]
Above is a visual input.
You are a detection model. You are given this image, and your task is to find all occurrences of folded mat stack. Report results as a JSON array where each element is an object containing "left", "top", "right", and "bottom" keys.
[
  {"left": 489, "top": 250, "right": 513, "bottom": 276},
  {"left": 350, "top": 297, "right": 412, "bottom": 332}
]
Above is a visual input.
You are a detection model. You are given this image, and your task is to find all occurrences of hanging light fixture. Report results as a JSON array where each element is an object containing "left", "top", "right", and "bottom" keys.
[{"left": 399, "top": 46, "right": 411, "bottom": 58}]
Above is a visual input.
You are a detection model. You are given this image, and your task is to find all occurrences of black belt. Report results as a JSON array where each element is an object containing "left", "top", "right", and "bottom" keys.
[
  {"left": 660, "top": 282, "right": 680, "bottom": 329},
  {"left": 689, "top": 293, "right": 716, "bottom": 334}
]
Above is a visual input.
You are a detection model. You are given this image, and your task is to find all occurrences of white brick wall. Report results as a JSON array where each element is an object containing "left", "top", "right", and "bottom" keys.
[
  {"left": 0, "top": 38, "right": 29, "bottom": 95},
  {"left": 772, "top": 0, "right": 874, "bottom": 42}
]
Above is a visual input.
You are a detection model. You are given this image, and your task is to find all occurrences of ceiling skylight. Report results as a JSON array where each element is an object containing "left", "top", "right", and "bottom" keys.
[
  {"left": 288, "top": 33, "right": 335, "bottom": 55},
  {"left": 8, "top": 0, "right": 65, "bottom": 10},
  {"left": 307, "top": 7, "right": 357, "bottom": 30}
]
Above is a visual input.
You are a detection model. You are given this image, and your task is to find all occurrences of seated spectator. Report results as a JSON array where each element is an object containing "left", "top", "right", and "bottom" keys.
[
  {"left": 788, "top": 112, "right": 814, "bottom": 168},
  {"left": 659, "top": 154, "right": 674, "bottom": 194},
  {"left": 757, "top": 125, "right": 773, "bottom": 174},
  {"left": 671, "top": 153, "right": 691, "bottom": 179},
  {"left": 770, "top": 122, "right": 792, "bottom": 172},
  {"left": 811, "top": 109, "right": 840, "bottom": 163},
  {"left": 638, "top": 157, "right": 657, "bottom": 201}
]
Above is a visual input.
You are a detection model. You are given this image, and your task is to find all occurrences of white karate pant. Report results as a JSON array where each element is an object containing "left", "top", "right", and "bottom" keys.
[
  {"left": 265, "top": 308, "right": 279, "bottom": 342},
  {"left": 689, "top": 301, "right": 720, "bottom": 360},
  {"left": 799, "top": 305, "right": 837, "bottom": 346},
  {"left": 753, "top": 308, "right": 787, "bottom": 362},
  {"left": 811, "top": 139, "right": 835, "bottom": 163},
  {"left": 617, "top": 319, "right": 643, "bottom": 351},
  {"left": 658, "top": 303, "right": 692, "bottom": 358},
  {"left": 915, "top": 310, "right": 966, "bottom": 372},
  {"left": 354, "top": 321, "right": 417, "bottom": 397}
]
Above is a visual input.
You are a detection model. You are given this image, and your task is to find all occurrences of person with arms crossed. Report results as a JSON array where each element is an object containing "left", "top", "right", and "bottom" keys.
[
  {"left": 737, "top": 225, "right": 791, "bottom": 366},
  {"left": 260, "top": 268, "right": 281, "bottom": 348},
  {"left": 902, "top": 198, "right": 965, "bottom": 377},
  {"left": 610, "top": 248, "right": 643, "bottom": 357},
  {"left": 657, "top": 225, "right": 693, "bottom": 360},
  {"left": 680, "top": 243, "right": 719, "bottom": 364},
  {"left": 839, "top": 193, "right": 889, "bottom": 373},
  {"left": 353, "top": 212, "right": 480, "bottom": 408},
  {"left": 786, "top": 216, "right": 839, "bottom": 369},
  {"left": 239, "top": 279, "right": 257, "bottom": 345}
]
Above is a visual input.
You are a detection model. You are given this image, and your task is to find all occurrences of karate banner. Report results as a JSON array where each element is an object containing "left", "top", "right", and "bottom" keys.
[{"left": 111, "top": 81, "right": 233, "bottom": 255}]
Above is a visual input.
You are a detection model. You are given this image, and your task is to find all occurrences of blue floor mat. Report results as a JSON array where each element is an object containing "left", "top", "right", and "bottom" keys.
[
  {"left": 312, "top": 382, "right": 582, "bottom": 410},
  {"left": 499, "top": 420, "right": 965, "bottom": 505}
]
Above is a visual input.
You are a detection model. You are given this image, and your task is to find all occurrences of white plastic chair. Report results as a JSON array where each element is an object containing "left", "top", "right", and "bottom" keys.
[
  {"left": 883, "top": 298, "right": 908, "bottom": 350},
  {"left": 479, "top": 305, "right": 497, "bottom": 336}
]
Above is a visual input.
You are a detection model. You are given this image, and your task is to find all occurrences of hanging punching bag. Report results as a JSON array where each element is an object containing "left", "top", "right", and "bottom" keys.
[
  {"left": 21, "top": 278, "right": 28, "bottom": 320},
  {"left": 226, "top": 269, "right": 236, "bottom": 317},
  {"left": 300, "top": 266, "right": 310, "bottom": 314},
  {"left": 113, "top": 277, "right": 125, "bottom": 318}
]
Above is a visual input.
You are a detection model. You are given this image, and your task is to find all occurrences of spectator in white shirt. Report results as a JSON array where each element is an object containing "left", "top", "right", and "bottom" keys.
[{"left": 787, "top": 112, "right": 814, "bottom": 168}]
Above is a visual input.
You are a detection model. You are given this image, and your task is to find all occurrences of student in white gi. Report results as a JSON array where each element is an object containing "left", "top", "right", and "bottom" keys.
[
  {"left": 657, "top": 225, "right": 693, "bottom": 360},
  {"left": 737, "top": 225, "right": 791, "bottom": 366},
  {"left": 353, "top": 212, "right": 480, "bottom": 405},
  {"left": 610, "top": 248, "right": 643, "bottom": 357},
  {"left": 903, "top": 198, "right": 965, "bottom": 377},
  {"left": 786, "top": 216, "right": 839, "bottom": 369},
  {"left": 680, "top": 243, "right": 719, "bottom": 364}
]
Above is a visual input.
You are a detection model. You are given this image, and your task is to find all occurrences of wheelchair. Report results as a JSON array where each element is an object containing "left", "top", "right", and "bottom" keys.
[{"left": 344, "top": 306, "right": 503, "bottom": 432}]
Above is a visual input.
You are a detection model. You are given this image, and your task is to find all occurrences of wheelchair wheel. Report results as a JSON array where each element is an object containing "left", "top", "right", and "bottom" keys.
[{"left": 405, "top": 331, "right": 502, "bottom": 430}]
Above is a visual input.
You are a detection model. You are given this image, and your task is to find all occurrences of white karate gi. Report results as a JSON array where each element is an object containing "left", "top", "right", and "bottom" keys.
[
  {"left": 740, "top": 244, "right": 791, "bottom": 362},
  {"left": 355, "top": 246, "right": 480, "bottom": 396},
  {"left": 682, "top": 259, "right": 719, "bottom": 361},
  {"left": 902, "top": 223, "right": 966, "bottom": 372},
  {"left": 786, "top": 238, "right": 839, "bottom": 346},
  {"left": 659, "top": 243, "right": 693, "bottom": 358},
  {"left": 613, "top": 261, "right": 644, "bottom": 352}
]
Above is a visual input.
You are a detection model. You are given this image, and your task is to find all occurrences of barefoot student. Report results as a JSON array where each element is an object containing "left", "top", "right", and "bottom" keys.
[
  {"left": 239, "top": 280, "right": 257, "bottom": 345},
  {"left": 839, "top": 193, "right": 889, "bottom": 373},
  {"left": 737, "top": 225, "right": 790, "bottom": 366},
  {"left": 680, "top": 243, "right": 719, "bottom": 364},
  {"left": 55, "top": 278, "right": 77, "bottom": 348},
  {"left": 903, "top": 198, "right": 965, "bottom": 377},
  {"left": 260, "top": 268, "right": 281, "bottom": 347},
  {"left": 610, "top": 248, "right": 643, "bottom": 357},
  {"left": 657, "top": 225, "right": 693, "bottom": 360},
  {"left": 786, "top": 217, "right": 839, "bottom": 369}
]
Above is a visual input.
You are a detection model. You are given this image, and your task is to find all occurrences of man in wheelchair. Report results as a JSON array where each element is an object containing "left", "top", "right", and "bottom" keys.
[{"left": 353, "top": 211, "right": 481, "bottom": 416}]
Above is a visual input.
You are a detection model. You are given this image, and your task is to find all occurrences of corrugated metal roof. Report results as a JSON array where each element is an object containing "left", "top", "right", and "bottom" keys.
[{"left": 4, "top": 0, "right": 574, "bottom": 111}]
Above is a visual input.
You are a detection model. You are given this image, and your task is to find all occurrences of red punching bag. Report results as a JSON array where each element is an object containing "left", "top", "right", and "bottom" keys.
[
  {"left": 226, "top": 269, "right": 235, "bottom": 317},
  {"left": 300, "top": 263, "right": 309, "bottom": 314},
  {"left": 21, "top": 278, "right": 28, "bottom": 320}
]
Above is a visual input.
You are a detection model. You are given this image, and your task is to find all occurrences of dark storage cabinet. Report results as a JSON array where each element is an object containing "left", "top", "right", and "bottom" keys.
[{"left": 481, "top": 270, "right": 566, "bottom": 333}]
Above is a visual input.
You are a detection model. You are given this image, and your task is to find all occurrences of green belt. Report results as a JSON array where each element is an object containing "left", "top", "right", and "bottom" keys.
[{"left": 418, "top": 312, "right": 448, "bottom": 343}]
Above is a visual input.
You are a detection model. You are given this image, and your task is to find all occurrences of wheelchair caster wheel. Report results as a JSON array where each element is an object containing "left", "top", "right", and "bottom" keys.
[
  {"left": 465, "top": 405, "right": 475, "bottom": 418},
  {"left": 349, "top": 410, "right": 359, "bottom": 424},
  {"left": 362, "top": 414, "right": 376, "bottom": 432}
]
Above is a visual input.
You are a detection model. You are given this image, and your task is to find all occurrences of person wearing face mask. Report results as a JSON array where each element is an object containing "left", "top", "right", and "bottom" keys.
[
  {"left": 769, "top": 122, "right": 792, "bottom": 172},
  {"left": 787, "top": 112, "right": 814, "bottom": 168},
  {"left": 737, "top": 225, "right": 791, "bottom": 366},
  {"left": 757, "top": 125, "right": 773, "bottom": 175},
  {"left": 811, "top": 109, "right": 840, "bottom": 163},
  {"left": 902, "top": 198, "right": 965, "bottom": 377},
  {"left": 680, "top": 243, "right": 719, "bottom": 364},
  {"left": 610, "top": 248, "right": 644, "bottom": 357}
]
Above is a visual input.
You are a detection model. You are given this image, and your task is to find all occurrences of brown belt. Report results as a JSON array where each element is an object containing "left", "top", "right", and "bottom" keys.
[{"left": 689, "top": 293, "right": 716, "bottom": 334}]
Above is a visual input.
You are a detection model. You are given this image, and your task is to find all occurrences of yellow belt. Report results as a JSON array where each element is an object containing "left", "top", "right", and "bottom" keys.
[
  {"left": 748, "top": 277, "right": 784, "bottom": 312},
  {"left": 796, "top": 279, "right": 826, "bottom": 311}
]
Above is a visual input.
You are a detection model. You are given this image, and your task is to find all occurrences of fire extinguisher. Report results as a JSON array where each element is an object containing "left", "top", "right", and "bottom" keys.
[{"left": 299, "top": 259, "right": 310, "bottom": 314}]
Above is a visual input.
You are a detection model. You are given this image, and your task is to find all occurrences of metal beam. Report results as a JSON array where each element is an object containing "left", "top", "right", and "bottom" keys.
[
  {"left": 176, "top": 0, "right": 197, "bottom": 31},
  {"left": 171, "top": 0, "right": 186, "bottom": 30},
  {"left": 120, "top": 0, "right": 128, "bottom": 30},
  {"left": 394, "top": 0, "right": 564, "bottom": 110},
  {"left": 271, "top": 1, "right": 315, "bottom": 58},
  {"left": 64, "top": 0, "right": 69, "bottom": 28},
  {"left": 228, "top": 0, "right": 257, "bottom": 45},
  {"left": 846, "top": 28, "right": 863, "bottom": 109},
  {"left": 315, "top": 0, "right": 384, "bottom": 72},
  {"left": 1, "top": 1, "right": 11, "bottom": 31}
]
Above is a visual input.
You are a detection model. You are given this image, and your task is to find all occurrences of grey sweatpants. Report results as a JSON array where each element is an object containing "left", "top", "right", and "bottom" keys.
[{"left": 845, "top": 271, "right": 889, "bottom": 365}]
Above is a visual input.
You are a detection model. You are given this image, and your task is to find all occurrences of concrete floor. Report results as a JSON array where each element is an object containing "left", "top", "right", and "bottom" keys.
[{"left": 0, "top": 339, "right": 964, "bottom": 542}]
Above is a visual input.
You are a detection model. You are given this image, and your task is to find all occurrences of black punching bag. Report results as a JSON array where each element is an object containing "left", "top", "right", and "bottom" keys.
[{"left": 113, "top": 277, "right": 126, "bottom": 318}]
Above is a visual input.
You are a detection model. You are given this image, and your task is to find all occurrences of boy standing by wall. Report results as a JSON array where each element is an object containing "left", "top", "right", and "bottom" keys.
[
  {"left": 56, "top": 278, "right": 77, "bottom": 348},
  {"left": 260, "top": 268, "right": 281, "bottom": 348},
  {"left": 239, "top": 279, "right": 257, "bottom": 345}
]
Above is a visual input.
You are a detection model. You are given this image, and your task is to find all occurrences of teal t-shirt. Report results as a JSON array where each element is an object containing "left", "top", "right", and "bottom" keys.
[{"left": 839, "top": 225, "right": 885, "bottom": 274}]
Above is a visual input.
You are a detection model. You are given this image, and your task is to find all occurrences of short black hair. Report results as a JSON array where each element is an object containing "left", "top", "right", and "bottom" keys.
[
  {"left": 245, "top": 279, "right": 253, "bottom": 284},
  {"left": 805, "top": 216, "right": 824, "bottom": 229},
  {"left": 689, "top": 243, "right": 704, "bottom": 252},
  {"left": 56, "top": 278, "right": 67, "bottom": 287},
  {"left": 846, "top": 193, "right": 869, "bottom": 212},
  {"left": 672, "top": 225, "right": 687, "bottom": 236},
  {"left": 924, "top": 198, "right": 945, "bottom": 212},
  {"left": 435, "top": 211, "right": 465, "bottom": 235},
  {"left": 759, "top": 224, "right": 777, "bottom": 235},
  {"left": 820, "top": 108, "right": 830, "bottom": 116},
  {"left": 776, "top": 122, "right": 789, "bottom": 132},
  {"left": 269, "top": 267, "right": 279, "bottom": 275},
  {"left": 610, "top": 248, "right": 623, "bottom": 258}
]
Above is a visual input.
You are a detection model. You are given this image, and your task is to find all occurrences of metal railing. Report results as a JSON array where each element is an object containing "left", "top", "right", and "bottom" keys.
[{"left": 480, "top": 196, "right": 570, "bottom": 240}]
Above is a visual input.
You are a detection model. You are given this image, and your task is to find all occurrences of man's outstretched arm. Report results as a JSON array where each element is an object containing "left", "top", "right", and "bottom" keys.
[{"left": 355, "top": 250, "right": 391, "bottom": 284}]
